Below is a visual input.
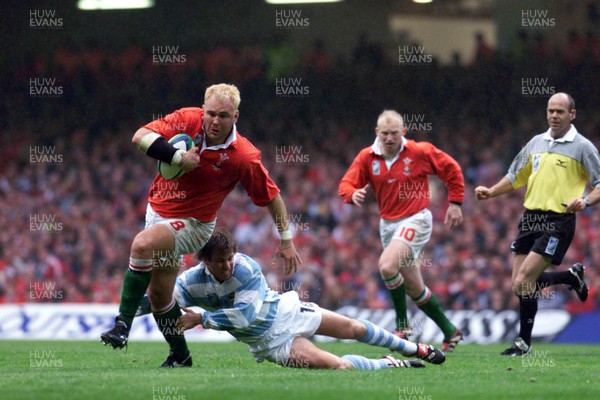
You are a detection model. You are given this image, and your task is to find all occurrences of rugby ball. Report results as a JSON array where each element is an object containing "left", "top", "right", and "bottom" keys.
[{"left": 157, "top": 134, "right": 194, "bottom": 180}]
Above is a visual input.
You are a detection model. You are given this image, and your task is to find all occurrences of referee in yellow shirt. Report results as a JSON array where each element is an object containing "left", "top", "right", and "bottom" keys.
[{"left": 475, "top": 92, "right": 600, "bottom": 356}]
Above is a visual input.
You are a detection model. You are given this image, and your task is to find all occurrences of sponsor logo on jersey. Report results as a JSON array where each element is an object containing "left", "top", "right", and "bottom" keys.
[{"left": 555, "top": 159, "right": 567, "bottom": 169}]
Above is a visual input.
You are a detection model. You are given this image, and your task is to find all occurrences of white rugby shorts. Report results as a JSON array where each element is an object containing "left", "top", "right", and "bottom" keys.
[
  {"left": 145, "top": 204, "right": 215, "bottom": 257},
  {"left": 379, "top": 208, "right": 432, "bottom": 259},
  {"left": 248, "top": 290, "right": 322, "bottom": 365}
]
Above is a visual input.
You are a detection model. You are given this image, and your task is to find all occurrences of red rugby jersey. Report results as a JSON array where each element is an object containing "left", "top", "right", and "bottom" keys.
[
  {"left": 339, "top": 138, "right": 464, "bottom": 220},
  {"left": 144, "top": 107, "right": 279, "bottom": 222}
]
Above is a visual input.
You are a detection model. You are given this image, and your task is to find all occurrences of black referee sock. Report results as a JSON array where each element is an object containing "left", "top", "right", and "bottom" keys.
[
  {"left": 537, "top": 271, "right": 576, "bottom": 288},
  {"left": 518, "top": 293, "right": 538, "bottom": 346}
]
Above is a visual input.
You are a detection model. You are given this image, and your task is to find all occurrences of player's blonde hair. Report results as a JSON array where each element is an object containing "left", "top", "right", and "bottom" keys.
[
  {"left": 204, "top": 83, "right": 241, "bottom": 111},
  {"left": 377, "top": 110, "right": 404, "bottom": 128}
]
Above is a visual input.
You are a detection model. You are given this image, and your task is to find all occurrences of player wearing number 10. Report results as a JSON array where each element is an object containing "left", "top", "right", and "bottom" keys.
[
  {"left": 339, "top": 110, "right": 465, "bottom": 352},
  {"left": 101, "top": 84, "right": 301, "bottom": 367}
]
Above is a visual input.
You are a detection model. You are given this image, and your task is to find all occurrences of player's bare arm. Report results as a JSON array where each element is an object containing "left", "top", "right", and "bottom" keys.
[
  {"left": 132, "top": 127, "right": 199, "bottom": 172},
  {"left": 474, "top": 177, "right": 514, "bottom": 200},
  {"left": 266, "top": 194, "right": 302, "bottom": 275},
  {"left": 351, "top": 184, "right": 369, "bottom": 206}
]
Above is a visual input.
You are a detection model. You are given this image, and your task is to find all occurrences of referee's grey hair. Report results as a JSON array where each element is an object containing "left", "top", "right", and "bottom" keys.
[{"left": 376, "top": 110, "right": 404, "bottom": 127}]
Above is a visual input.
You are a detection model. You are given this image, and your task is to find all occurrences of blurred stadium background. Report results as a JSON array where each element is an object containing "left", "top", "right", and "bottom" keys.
[{"left": 1, "top": 0, "right": 599, "bottom": 344}]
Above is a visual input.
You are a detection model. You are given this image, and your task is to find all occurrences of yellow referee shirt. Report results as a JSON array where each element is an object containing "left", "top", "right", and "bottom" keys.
[{"left": 507, "top": 125, "right": 600, "bottom": 213}]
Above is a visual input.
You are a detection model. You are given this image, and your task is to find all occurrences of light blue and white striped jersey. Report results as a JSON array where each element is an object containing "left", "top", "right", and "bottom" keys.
[{"left": 174, "top": 253, "right": 280, "bottom": 344}]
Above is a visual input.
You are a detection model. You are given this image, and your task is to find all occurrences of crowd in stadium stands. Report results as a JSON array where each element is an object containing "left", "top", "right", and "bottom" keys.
[{"left": 1, "top": 30, "right": 600, "bottom": 318}]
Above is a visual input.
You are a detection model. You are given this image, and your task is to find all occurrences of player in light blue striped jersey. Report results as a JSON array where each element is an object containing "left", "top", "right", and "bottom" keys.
[{"left": 140, "top": 228, "right": 446, "bottom": 369}]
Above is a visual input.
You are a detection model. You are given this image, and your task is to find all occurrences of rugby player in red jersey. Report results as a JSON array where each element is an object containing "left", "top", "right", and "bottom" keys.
[
  {"left": 101, "top": 84, "right": 300, "bottom": 367},
  {"left": 339, "top": 110, "right": 464, "bottom": 352}
]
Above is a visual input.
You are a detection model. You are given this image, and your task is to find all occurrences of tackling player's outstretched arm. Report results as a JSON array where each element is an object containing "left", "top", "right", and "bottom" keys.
[
  {"left": 177, "top": 271, "right": 266, "bottom": 332},
  {"left": 132, "top": 127, "right": 199, "bottom": 172}
]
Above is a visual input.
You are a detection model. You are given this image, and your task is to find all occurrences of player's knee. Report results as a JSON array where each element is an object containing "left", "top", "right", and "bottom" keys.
[
  {"left": 406, "top": 286, "right": 422, "bottom": 299},
  {"left": 147, "top": 290, "right": 160, "bottom": 308},
  {"left": 131, "top": 233, "right": 155, "bottom": 257},
  {"left": 378, "top": 258, "right": 397, "bottom": 278},
  {"left": 147, "top": 289, "right": 173, "bottom": 310},
  {"left": 514, "top": 278, "right": 537, "bottom": 297},
  {"left": 512, "top": 278, "right": 525, "bottom": 296}
]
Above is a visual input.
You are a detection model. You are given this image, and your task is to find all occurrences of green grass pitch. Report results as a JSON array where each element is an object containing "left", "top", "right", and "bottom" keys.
[{"left": 1, "top": 341, "right": 598, "bottom": 400}]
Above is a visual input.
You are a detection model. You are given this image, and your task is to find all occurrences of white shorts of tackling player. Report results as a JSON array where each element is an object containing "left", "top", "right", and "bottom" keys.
[
  {"left": 379, "top": 208, "right": 433, "bottom": 260},
  {"left": 248, "top": 291, "right": 322, "bottom": 365},
  {"left": 145, "top": 204, "right": 216, "bottom": 257}
]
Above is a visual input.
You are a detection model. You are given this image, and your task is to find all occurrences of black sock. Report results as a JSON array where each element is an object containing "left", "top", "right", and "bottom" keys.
[
  {"left": 153, "top": 302, "right": 189, "bottom": 359},
  {"left": 537, "top": 271, "right": 576, "bottom": 288},
  {"left": 519, "top": 293, "right": 538, "bottom": 346}
]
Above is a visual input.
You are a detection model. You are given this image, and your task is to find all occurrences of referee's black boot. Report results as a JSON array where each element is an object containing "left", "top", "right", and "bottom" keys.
[
  {"left": 500, "top": 337, "right": 531, "bottom": 356},
  {"left": 568, "top": 263, "right": 588, "bottom": 302}
]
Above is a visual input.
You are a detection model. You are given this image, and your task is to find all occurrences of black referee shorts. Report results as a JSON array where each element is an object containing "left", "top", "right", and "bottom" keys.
[{"left": 510, "top": 209, "right": 576, "bottom": 265}]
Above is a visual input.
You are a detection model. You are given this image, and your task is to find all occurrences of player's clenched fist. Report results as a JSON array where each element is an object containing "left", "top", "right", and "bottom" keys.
[{"left": 474, "top": 186, "right": 492, "bottom": 200}]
